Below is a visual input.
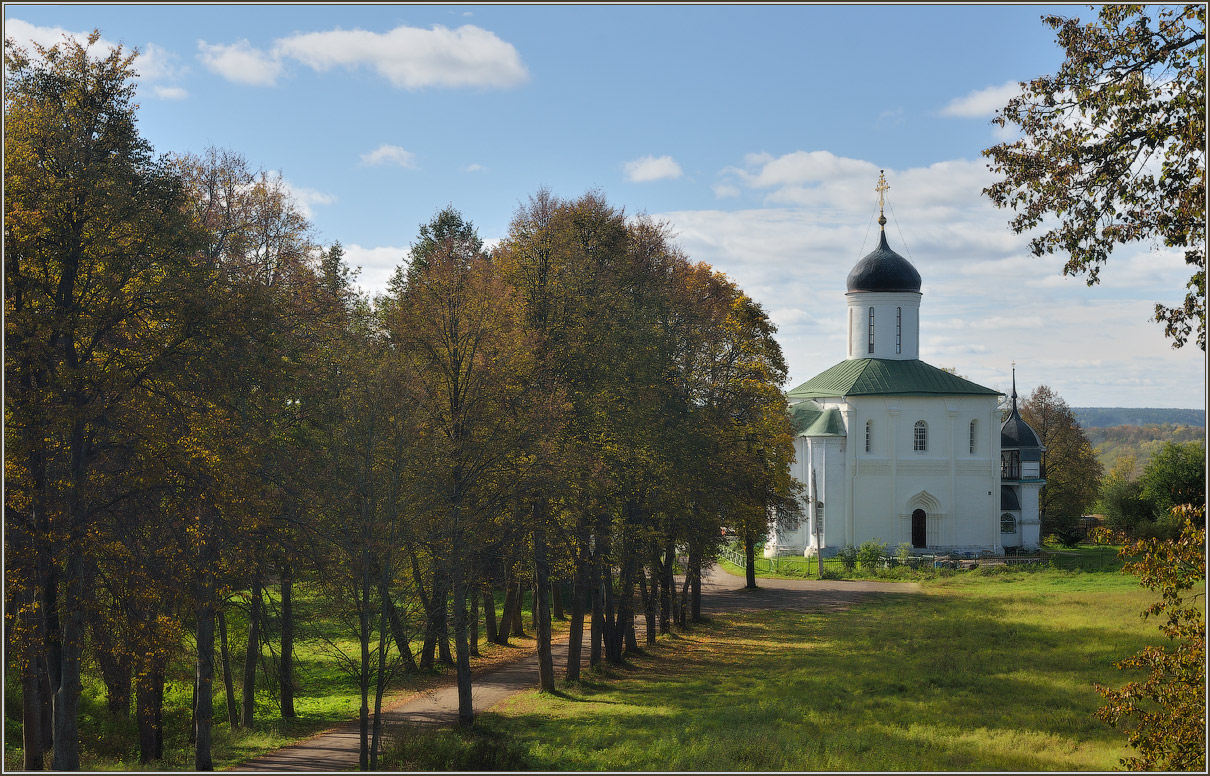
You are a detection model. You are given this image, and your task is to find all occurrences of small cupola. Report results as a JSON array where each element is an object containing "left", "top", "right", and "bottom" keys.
[{"left": 1000, "top": 366, "right": 1044, "bottom": 480}]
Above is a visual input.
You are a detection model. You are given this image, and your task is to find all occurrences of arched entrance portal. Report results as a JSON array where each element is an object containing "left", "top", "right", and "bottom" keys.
[{"left": 911, "top": 509, "right": 927, "bottom": 548}]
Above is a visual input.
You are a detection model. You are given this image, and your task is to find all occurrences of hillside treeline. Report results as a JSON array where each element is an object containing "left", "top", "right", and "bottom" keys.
[
  {"left": 1073, "top": 407, "right": 1205, "bottom": 428},
  {"left": 4, "top": 36, "right": 799, "bottom": 770},
  {"left": 1086, "top": 424, "right": 1206, "bottom": 476}
]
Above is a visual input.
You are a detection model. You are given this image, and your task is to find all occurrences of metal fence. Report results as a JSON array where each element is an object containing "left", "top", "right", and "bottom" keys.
[{"left": 722, "top": 543, "right": 1122, "bottom": 577}]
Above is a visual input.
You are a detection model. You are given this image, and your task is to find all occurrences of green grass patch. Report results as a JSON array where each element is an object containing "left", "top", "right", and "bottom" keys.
[{"left": 476, "top": 569, "right": 1155, "bottom": 771}]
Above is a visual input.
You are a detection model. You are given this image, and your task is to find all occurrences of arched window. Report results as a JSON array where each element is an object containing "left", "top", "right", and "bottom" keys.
[
  {"left": 969, "top": 419, "right": 977, "bottom": 454},
  {"left": 1001, "top": 513, "right": 1017, "bottom": 534},
  {"left": 913, "top": 420, "right": 927, "bottom": 452},
  {"left": 896, "top": 306, "right": 902, "bottom": 354},
  {"left": 867, "top": 307, "right": 874, "bottom": 353},
  {"left": 865, "top": 420, "right": 872, "bottom": 453}
]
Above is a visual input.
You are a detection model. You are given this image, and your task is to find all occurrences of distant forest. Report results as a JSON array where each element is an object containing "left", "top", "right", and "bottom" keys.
[{"left": 1072, "top": 407, "right": 1206, "bottom": 428}]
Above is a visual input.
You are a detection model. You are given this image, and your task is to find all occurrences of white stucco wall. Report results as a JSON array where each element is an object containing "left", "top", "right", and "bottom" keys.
[
  {"left": 775, "top": 392, "right": 1003, "bottom": 556},
  {"left": 845, "top": 291, "right": 922, "bottom": 361}
]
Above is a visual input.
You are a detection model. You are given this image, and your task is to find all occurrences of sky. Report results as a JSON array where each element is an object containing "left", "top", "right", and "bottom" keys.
[{"left": 5, "top": 4, "right": 1206, "bottom": 410}]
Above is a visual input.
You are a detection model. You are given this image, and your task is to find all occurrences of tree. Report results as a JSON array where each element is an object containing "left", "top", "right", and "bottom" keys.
[
  {"left": 4, "top": 31, "right": 209, "bottom": 769},
  {"left": 388, "top": 207, "right": 541, "bottom": 725},
  {"left": 1093, "top": 506, "right": 1206, "bottom": 771},
  {"left": 1018, "top": 386, "right": 1103, "bottom": 534},
  {"left": 983, "top": 5, "right": 1206, "bottom": 350},
  {"left": 1097, "top": 456, "right": 1155, "bottom": 535},
  {"left": 1139, "top": 441, "right": 1206, "bottom": 519}
]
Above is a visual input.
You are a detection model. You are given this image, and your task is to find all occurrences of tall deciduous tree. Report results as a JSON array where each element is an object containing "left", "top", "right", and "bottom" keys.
[
  {"left": 1018, "top": 385, "right": 1103, "bottom": 534},
  {"left": 983, "top": 5, "right": 1206, "bottom": 349},
  {"left": 4, "top": 32, "right": 208, "bottom": 769},
  {"left": 388, "top": 208, "right": 541, "bottom": 725}
]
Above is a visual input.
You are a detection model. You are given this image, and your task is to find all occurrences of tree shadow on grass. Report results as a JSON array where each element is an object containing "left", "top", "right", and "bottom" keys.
[{"left": 490, "top": 588, "right": 1155, "bottom": 771}]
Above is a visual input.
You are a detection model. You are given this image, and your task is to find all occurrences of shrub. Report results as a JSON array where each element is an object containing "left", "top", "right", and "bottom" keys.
[
  {"left": 381, "top": 723, "right": 530, "bottom": 771},
  {"left": 895, "top": 542, "right": 914, "bottom": 566},
  {"left": 837, "top": 545, "right": 858, "bottom": 572},
  {"left": 857, "top": 539, "right": 888, "bottom": 573}
]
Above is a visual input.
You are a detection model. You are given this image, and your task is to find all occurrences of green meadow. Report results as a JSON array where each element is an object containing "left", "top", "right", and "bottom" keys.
[{"left": 389, "top": 567, "right": 1158, "bottom": 771}]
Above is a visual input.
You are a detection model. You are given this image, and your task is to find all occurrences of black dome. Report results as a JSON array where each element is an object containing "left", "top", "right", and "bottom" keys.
[
  {"left": 1001, "top": 406, "right": 1042, "bottom": 449},
  {"left": 846, "top": 232, "right": 922, "bottom": 293}
]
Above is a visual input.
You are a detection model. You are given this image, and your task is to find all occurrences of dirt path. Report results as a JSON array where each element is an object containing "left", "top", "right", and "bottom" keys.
[{"left": 235, "top": 567, "right": 919, "bottom": 771}]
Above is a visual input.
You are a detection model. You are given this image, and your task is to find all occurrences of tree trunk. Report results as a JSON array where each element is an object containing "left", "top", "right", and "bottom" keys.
[
  {"left": 481, "top": 587, "right": 498, "bottom": 645},
  {"left": 589, "top": 537, "right": 603, "bottom": 667},
  {"left": 241, "top": 572, "right": 263, "bottom": 728},
  {"left": 566, "top": 530, "right": 589, "bottom": 681},
  {"left": 421, "top": 571, "right": 452, "bottom": 668},
  {"left": 552, "top": 579, "right": 565, "bottom": 620},
  {"left": 91, "top": 617, "right": 131, "bottom": 717},
  {"left": 22, "top": 640, "right": 43, "bottom": 770},
  {"left": 194, "top": 596, "right": 216, "bottom": 770},
  {"left": 744, "top": 533, "right": 757, "bottom": 589},
  {"left": 661, "top": 539, "right": 675, "bottom": 635},
  {"left": 51, "top": 552, "right": 89, "bottom": 771},
  {"left": 135, "top": 660, "right": 164, "bottom": 763},
  {"left": 188, "top": 674, "right": 196, "bottom": 745},
  {"left": 37, "top": 653, "right": 53, "bottom": 753},
  {"left": 41, "top": 565, "right": 60, "bottom": 754},
  {"left": 639, "top": 564, "right": 656, "bottom": 645},
  {"left": 370, "top": 586, "right": 389, "bottom": 770},
  {"left": 510, "top": 579, "right": 526, "bottom": 637},
  {"left": 217, "top": 610, "right": 238, "bottom": 728},
  {"left": 495, "top": 577, "right": 516, "bottom": 646},
  {"left": 690, "top": 546, "right": 703, "bottom": 623},
  {"left": 280, "top": 570, "right": 295, "bottom": 718},
  {"left": 615, "top": 520, "right": 639, "bottom": 661},
  {"left": 378, "top": 580, "right": 418, "bottom": 672},
  {"left": 533, "top": 504, "right": 555, "bottom": 692},
  {"left": 469, "top": 588, "right": 480, "bottom": 657},
  {"left": 451, "top": 574, "right": 474, "bottom": 726},
  {"left": 358, "top": 565, "right": 371, "bottom": 771}
]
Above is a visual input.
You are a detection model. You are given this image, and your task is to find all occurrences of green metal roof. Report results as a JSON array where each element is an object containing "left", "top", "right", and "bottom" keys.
[
  {"left": 788, "top": 400, "right": 847, "bottom": 437},
  {"left": 787, "top": 358, "right": 1000, "bottom": 400}
]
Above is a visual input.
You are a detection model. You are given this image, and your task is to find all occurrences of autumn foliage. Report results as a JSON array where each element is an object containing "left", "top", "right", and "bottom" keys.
[{"left": 1091, "top": 506, "right": 1207, "bottom": 771}]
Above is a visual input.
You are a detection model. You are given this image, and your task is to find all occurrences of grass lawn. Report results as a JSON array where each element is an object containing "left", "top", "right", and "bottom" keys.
[{"left": 443, "top": 568, "right": 1158, "bottom": 771}]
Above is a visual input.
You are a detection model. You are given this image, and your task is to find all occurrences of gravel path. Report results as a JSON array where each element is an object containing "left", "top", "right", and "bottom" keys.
[{"left": 234, "top": 566, "right": 920, "bottom": 771}]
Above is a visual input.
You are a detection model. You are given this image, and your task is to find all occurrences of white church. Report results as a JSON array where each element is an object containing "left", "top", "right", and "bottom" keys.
[{"left": 766, "top": 177, "right": 1044, "bottom": 558}]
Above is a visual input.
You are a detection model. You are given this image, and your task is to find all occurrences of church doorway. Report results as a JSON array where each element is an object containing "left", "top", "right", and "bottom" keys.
[{"left": 911, "top": 509, "right": 927, "bottom": 548}]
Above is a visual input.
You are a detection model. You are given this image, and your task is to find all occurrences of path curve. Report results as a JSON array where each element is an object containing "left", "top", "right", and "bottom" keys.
[{"left": 234, "top": 567, "right": 920, "bottom": 771}]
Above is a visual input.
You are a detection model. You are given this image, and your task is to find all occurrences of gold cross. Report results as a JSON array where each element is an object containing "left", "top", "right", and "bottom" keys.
[{"left": 876, "top": 170, "right": 889, "bottom": 228}]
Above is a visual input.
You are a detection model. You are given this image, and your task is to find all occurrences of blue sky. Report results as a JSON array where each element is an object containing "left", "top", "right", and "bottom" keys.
[{"left": 5, "top": 4, "right": 1206, "bottom": 409}]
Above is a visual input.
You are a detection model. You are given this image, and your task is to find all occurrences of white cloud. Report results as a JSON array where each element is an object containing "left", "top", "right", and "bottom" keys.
[
  {"left": 135, "top": 43, "right": 184, "bottom": 82},
  {"left": 713, "top": 183, "right": 740, "bottom": 198},
  {"left": 271, "top": 24, "right": 528, "bottom": 89},
  {"left": 2, "top": 19, "right": 111, "bottom": 54},
  {"left": 623, "top": 155, "right": 683, "bottom": 183},
  {"left": 261, "top": 173, "right": 335, "bottom": 219},
  {"left": 662, "top": 149, "right": 1205, "bottom": 408},
  {"left": 197, "top": 39, "right": 284, "bottom": 86},
  {"left": 360, "top": 144, "right": 417, "bottom": 169},
  {"left": 6, "top": 20, "right": 188, "bottom": 98},
  {"left": 152, "top": 85, "right": 189, "bottom": 100},
  {"left": 343, "top": 244, "right": 409, "bottom": 295},
  {"left": 940, "top": 80, "right": 1020, "bottom": 118},
  {"left": 464, "top": 163, "right": 488, "bottom": 173}
]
